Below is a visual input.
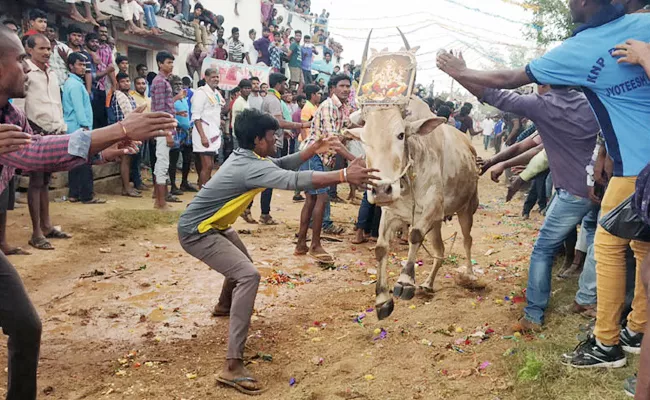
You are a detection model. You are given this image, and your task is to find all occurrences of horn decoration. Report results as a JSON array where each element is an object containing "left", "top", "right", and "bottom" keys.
[{"left": 397, "top": 27, "right": 410, "bottom": 50}]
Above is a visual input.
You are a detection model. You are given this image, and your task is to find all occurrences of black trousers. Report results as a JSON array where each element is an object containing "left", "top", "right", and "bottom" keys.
[
  {"left": 68, "top": 164, "right": 94, "bottom": 202},
  {"left": 168, "top": 145, "right": 193, "bottom": 188},
  {"left": 0, "top": 253, "right": 42, "bottom": 400},
  {"left": 523, "top": 170, "right": 549, "bottom": 215}
]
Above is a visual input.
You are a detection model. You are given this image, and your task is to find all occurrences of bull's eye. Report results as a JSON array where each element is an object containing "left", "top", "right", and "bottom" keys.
[{"left": 397, "top": 132, "right": 405, "bottom": 140}]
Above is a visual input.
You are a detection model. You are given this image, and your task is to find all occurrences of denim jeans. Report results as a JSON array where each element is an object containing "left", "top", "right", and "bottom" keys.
[
  {"left": 483, "top": 135, "right": 491, "bottom": 151},
  {"left": 524, "top": 189, "right": 599, "bottom": 325},
  {"left": 298, "top": 155, "right": 332, "bottom": 228},
  {"left": 523, "top": 170, "right": 549, "bottom": 215},
  {"left": 356, "top": 191, "right": 381, "bottom": 236},
  {"left": 143, "top": 3, "right": 160, "bottom": 28}
]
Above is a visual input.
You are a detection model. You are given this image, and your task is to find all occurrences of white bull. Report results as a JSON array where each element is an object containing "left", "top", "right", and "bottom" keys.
[{"left": 346, "top": 96, "right": 480, "bottom": 320}]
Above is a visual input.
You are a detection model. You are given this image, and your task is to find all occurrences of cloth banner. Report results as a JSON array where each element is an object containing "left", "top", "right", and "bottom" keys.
[{"left": 201, "top": 58, "right": 271, "bottom": 91}]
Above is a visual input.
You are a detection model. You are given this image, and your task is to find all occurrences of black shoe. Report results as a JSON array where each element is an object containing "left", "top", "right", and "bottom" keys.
[
  {"left": 170, "top": 187, "right": 183, "bottom": 196},
  {"left": 180, "top": 182, "right": 199, "bottom": 192},
  {"left": 564, "top": 335, "right": 626, "bottom": 369},
  {"left": 620, "top": 328, "right": 643, "bottom": 355},
  {"left": 293, "top": 194, "right": 305, "bottom": 202}
]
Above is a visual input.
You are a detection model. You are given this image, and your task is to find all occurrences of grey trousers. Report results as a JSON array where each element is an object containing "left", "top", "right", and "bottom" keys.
[
  {"left": 0, "top": 252, "right": 42, "bottom": 400},
  {"left": 179, "top": 228, "right": 260, "bottom": 360}
]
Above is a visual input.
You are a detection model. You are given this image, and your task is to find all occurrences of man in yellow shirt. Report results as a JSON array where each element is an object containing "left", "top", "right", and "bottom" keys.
[
  {"left": 300, "top": 84, "right": 321, "bottom": 142},
  {"left": 128, "top": 76, "right": 152, "bottom": 191}
]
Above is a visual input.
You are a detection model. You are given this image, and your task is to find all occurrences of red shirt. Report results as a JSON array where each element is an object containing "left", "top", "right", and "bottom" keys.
[
  {"left": 24, "top": 29, "right": 41, "bottom": 37},
  {"left": 213, "top": 47, "right": 228, "bottom": 60}
]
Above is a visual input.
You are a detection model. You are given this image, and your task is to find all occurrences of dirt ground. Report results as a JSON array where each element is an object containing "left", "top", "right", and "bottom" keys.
[{"left": 0, "top": 143, "right": 631, "bottom": 400}]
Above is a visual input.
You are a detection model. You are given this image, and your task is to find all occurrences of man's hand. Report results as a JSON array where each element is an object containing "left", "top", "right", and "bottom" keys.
[
  {"left": 173, "top": 89, "right": 187, "bottom": 102},
  {"left": 506, "top": 176, "right": 525, "bottom": 202},
  {"left": 613, "top": 39, "right": 650, "bottom": 66},
  {"left": 102, "top": 141, "right": 140, "bottom": 161},
  {"left": 436, "top": 50, "right": 467, "bottom": 79},
  {"left": 480, "top": 157, "right": 495, "bottom": 175},
  {"left": 120, "top": 112, "right": 178, "bottom": 142},
  {"left": 106, "top": 65, "right": 116, "bottom": 74},
  {"left": 0, "top": 125, "right": 32, "bottom": 155},
  {"left": 490, "top": 164, "right": 506, "bottom": 183},
  {"left": 345, "top": 157, "right": 380, "bottom": 188},
  {"left": 301, "top": 121, "right": 311, "bottom": 129},
  {"left": 588, "top": 185, "right": 603, "bottom": 204},
  {"left": 311, "top": 136, "right": 342, "bottom": 155},
  {"left": 176, "top": 111, "right": 188, "bottom": 117},
  {"left": 200, "top": 134, "right": 209, "bottom": 148}
]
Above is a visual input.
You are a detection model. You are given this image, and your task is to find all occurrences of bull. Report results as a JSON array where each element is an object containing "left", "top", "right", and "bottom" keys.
[{"left": 346, "top": 30, "right": 480, "bottom": 320}]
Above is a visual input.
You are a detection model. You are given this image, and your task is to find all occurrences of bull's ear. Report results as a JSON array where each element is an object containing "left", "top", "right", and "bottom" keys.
[
  {"left": 408, "top": 117, "right": 446, "bottom": 136},
  {"left": 343, "top": 128, "right": 364, "bottom": 141}
]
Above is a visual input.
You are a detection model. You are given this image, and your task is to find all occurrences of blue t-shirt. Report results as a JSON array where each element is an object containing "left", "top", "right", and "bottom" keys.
[
  {"left": 174, "top": 99, "right": 191, "bottom": 131},
  {"left": 526, "top": 7, "right": 650, "bottom": 177},
  {"left": 301, "top": 46, "right": 314, "bottom": 71}
]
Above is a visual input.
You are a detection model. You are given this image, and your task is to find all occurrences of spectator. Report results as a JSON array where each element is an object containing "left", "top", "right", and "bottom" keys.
[
  {"left": 191, "top": 68, "right": 224, "bottom": 187},
  {"left": 83, "top": 32, "right": 114, "bottom": 129},
  {"left": 247, "top": 29, "right": 258, "bottom": 65},
  {"left": 455, "top": 105, "right": 482, "bottom": 136},
  {"left": 129, "top": 76, "right": 151, "bottom": 191},
  {"left": 65, "top": 25, "right": 92, "bottom": 94},
  {"left": 280, "top": 91, "right": 295, "bottom": 156},
  {"left": 295, "top": 74, "right": 355, "bottom": 261},
  {"left": 186, "top": 44, "right": 207, "bottom": 83},
  {"left": 333, "top": 65, "right": 340, "bottom": 74},
  {"left": 45, "top": 26, "right": 71, "bottom": 89},
  {"left": 68, "top": 0, "right": 109, "bottom": 27},
  {"left": 135, "top": 63, "right": 149, "bottom": 94},
  {"left": 301, "top": 34, "right": 318, "bottom": 85},
  {"left": 151, "top": 51, "right": 182, "bottom": 209},
  {"left": 231, "top": 79, "right": 252, "bottom": 149},
  {"left": 62, "top": 52, "right": 106, "bottom": 204},
  {"left": 111, "top": 72, "right": 141, "bottom": 197},
  {"left": 213, "top": 38, "right": 228, "bottom": 60},
  {"left": 288, "top": 30, "right": 303, "bottom": 91},
  {"left": 24, "top": 33, "right": 71, "bottom": 250},
  {"left": 260, "top": 83, "right": 268, "bottom": 97},
  {"left": 256, "top": 73, "right": 310, "bottom": 225},
  {"left": 120, "top": 0, "right": 147, "bottom": 35},
  {"left": 269, "top": 34, "right": 285, "bottom": 73},
  {"left": 247, "top": 76, "right": 264, "bottom": 111},
  {"left": 254, "top": 26, "right": 272, "bottom": 66},
  {"left": 115, "top": 55, "right": 129, "bottom": 74},
  {"left": 189, "top": 3, "right": 210, "bottom": 49},
  {"left": 228, "top": 27, "right": 250, "bottom": 64},
  {"left": 2, "top": 19, "right": 19, "bottom": 34},
  {"left": 142, "top": 0, "right": 163, "bottom": 35},
  {"left": 312, "top": 51, "right": 334, "bottom": 86},
  {"left": 168, "top": 75, "right": 197, "bottom": 195},
  {"left": 481, "top": 115, "right": 495, "bottom": 151},
  {"left": 24, "top": 9, "right": 47, "bottom": 37},
  {"left": 300, "top": 83, "right": 320, "bottom": 142}
]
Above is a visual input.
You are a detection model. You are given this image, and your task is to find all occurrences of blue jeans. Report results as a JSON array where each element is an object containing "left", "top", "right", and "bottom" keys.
[
  {"left": 356, "top": 191, "right": 381, "bottom": 236},
  {"left": 483, "top": 135, "right": 491, "bottom": 151},
  {"left": 143, "top": 3, "right": 160, "bottom": 28},
  {"left": 524, "top": 190, "right": 599, "bottom": 324}
]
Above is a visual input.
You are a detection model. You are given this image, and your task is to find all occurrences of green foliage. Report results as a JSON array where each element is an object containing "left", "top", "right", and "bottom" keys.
[
  {"left": 524, "top": 0, "right": 576, "bottom": 47},
  {"left": 517, "top": 352, "right": 543, "bottom": 382}
]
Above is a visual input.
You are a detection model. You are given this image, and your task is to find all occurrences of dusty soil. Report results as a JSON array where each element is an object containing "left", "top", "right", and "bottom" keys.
[{"left": 1, "top": 144, "right": 548, "bottom": 400}]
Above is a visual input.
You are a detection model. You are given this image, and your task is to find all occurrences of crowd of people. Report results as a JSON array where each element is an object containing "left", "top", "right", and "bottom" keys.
[{"left": 2, "top": 0, "right": 650, "bottom": 398}]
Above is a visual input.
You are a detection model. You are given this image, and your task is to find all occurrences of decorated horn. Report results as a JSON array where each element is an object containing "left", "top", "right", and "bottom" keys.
[
  {"left": 397, "top": 27, "right": 410, "bottom": 50},
  {"left": 361, "top": 29, "right": 373, "bottom": 71}
]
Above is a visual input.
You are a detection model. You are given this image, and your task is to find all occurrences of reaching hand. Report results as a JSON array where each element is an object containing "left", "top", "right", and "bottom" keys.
[
  {"left": 120, "top": 112, "right": 177, "bottom": 142},
  {"left": 479, "top": 157, "right": 495, "bottom": 175},
  {"left": 613, "top": 39, "right": 650, "bottom": 66},
  {"left": 311, "top": 136, "right": 342, "bottom": 155},
  {"left": 345, "top": 157, "right": 380, "bottom": 188},
  {"left": 506, "top": 177, "right": 525, "bottom": 202},
  {"left": 102, "top": 141, "right": 140, "bottom": 161},
  {"left": 0, "top": 124, "right": 32, "bottom": 155},
  {"left": 490, "top": 164, "right": 505, "bottom": 183},
  {"left": 436, "top": 50, "right": 467, "bottom": 78}
]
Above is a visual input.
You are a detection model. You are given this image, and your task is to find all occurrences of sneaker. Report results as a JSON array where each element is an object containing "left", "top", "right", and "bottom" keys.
[
  {"left": 624, "top": 375, "right": 636, "bottom": 398},
  {"left": 620, "top": 327, "right": 643, "bottom": 355},
  {"left": 565, "top": 336, "right": 626, "bottom": 369}
]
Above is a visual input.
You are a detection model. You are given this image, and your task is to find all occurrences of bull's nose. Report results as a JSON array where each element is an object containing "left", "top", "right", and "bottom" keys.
[{"left": 373, "top": 183, "right": 392, "bottom": 197}]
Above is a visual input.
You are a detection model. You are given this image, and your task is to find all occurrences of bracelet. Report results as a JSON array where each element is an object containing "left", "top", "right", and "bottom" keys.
[
  {"left": 343, "top": 168, "right": 348, "bottom": 182},
  {"left": 339, "top": 169, "right": 344, "bottom": 183},
  {"left": 118, "top": 121, "right": 128, "bottom": 138}
]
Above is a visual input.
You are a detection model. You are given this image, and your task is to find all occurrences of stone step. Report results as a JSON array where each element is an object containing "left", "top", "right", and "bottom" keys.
[{"left": 17, "top": 162, "right": 120, "bottom": 190}]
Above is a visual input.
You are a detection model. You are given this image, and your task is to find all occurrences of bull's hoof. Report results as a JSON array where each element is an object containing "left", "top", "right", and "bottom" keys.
[
  {"left": 418, "top": 285, "right": 435, "bottom": 295},
  {"left": 393, "top": 282, "right": 416, "bottom": 300},
  {"left": 376, "top": 298, "right": 395, "bottom": 320}
]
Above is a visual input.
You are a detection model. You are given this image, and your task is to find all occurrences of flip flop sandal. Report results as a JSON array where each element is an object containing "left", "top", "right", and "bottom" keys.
[
  {"left": 82, "top": 198, "right": 107, "bottom": 204},
  {"left": 166, "top": 195, "right": 183, "bottom": 203},
  {"left": 3, "top": 247, "right": 31, "bottom": 256},
  {"left": 68, "top": 198, "right": 79, "bottom": 203},
  {"left": 308, "top": 250, "right": 334, "bottom": 263},
  {"left": 323, "top": 225, "right": 345, "bottom": 235},
  {"left": 28, "top": 237, "right": 54, "bottom": 251},
  {"left": 351, "top": 237, "right": 369, "bottom": 245},
  {"left": 216, "top": 376, "right": 266, "bottom": 395},
  {"left": 45, "top": 229, "right": 72, "bottom": 239},
  {"left": 294, "top": 248, "right": 309, "bottom": 256},
  {"left": 122, "top": 190, "right": 143, "bottom": 198}
]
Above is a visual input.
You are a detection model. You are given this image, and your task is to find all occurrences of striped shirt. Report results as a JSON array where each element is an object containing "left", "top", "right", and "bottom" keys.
[
  {"left": 0, "top": 103, "right": 91, "bottom": 193},
  {"left": 111, "top": 90, "right": 137, "bottom": 122},
  {"left": 150, "top": 73, "right": 174, "bottom": 115},
  {"left": 228, "top": 40, "right": 246, "bottom": 63},
  {"left": 303, "top": 94, "right": 350, "bottom": 167}
]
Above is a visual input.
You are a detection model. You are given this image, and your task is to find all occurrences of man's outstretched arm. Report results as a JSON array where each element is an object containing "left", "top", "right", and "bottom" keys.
[{"left": 437, "top": 51, "right": 532, "bottom": 89}]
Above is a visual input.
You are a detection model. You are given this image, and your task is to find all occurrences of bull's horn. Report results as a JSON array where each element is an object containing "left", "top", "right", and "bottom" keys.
[
  {"left": 361, "top": 29, "right": 373, "bottom": 70},
  {"left": 397, "top": 27, "right": 410, "bottom": 50}
]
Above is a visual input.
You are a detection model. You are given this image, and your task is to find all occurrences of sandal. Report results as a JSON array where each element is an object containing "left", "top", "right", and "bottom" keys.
[
  {"left": 211, "top": 305, "right": 230, "bottom": 317},
  {"left": 242, "top": 210, "right": 258, "bottom": 224},
  {"left": 323, "top": 225, "right": 345, "bottom": 235},
  {"left": 309, "top": 249, "right": 334, "bottom": 263},
  {"left": 259, "top": 215, "right": 278, "bottom": 225},
  {"left": 82, "top": 198, "right": 107, "bottom": 204},
  {"left": 216, "top": 376, "right": 266, "bottom": 396},
  {"left": 166, "top": 194, "right": 183, "bottom": 203},
  {"left": 45, "top": 229, "right": 72, "bottom": 239},
  {"left": 3, "top": 247, "right": 31, "bottom": 256},
  {"left": 122, "top": 190, "right": 143, "bottom": 198},
  {"left": 28, "top": 237, "right": 54, "bottom": 250}
]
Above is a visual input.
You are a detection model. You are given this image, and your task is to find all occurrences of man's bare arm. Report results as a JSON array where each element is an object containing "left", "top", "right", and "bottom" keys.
[{"left": 437, "top": 51, "right": 532, "bottom": 89}]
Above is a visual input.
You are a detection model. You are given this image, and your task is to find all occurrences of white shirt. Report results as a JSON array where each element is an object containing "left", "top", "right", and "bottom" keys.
[
  {"left": 191, "top": 86, "right": 223, "bottom": 152},
  {"left": 246, "top": 39, "right": 258, "bottom": 65},
  {"left": 481, "top": 119, "right": 494, "bottom": 136},
  {"left": 25, "top": 59, "right": 67, "bottom": 133},
  {"left": 50, "top": 42, "right": 71, "bottom": 88}
]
